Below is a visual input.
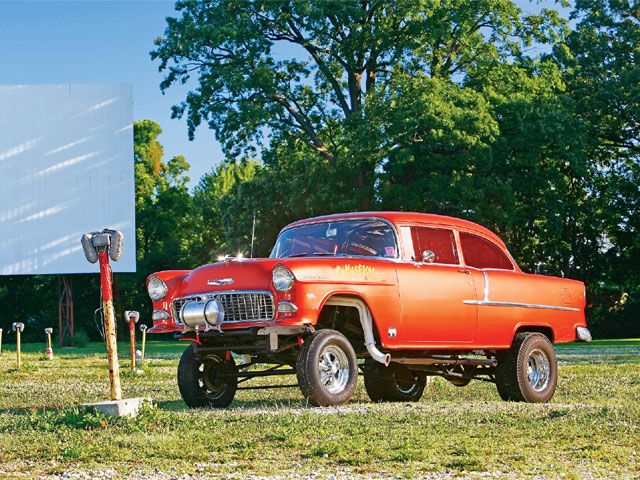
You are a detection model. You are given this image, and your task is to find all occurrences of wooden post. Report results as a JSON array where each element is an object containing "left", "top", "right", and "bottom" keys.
[
  {"left": 0, "top": 328, "right": 3, "bottom": 354},
  {"left": 128, "top": 316, "right": 136, "bottom": 371},
  {"left": 16, "top": 328, "right": 21, "bottom": 369},
  {"left": 45, "top": 328, "right": 54, "bottom": 360},
  {"left": 98, "top": 250, "right": 121, "bottom": 401},
  {"left": 13, "top": 323, "right": 24, "bottom": 370},
  {"left": 139, "top": 324, "right": 147, "bottom": 362}
]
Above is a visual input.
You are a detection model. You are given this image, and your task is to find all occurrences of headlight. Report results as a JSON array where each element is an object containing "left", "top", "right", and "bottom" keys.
[
  {"left": 147, "top": 276, "right": 168, "bottom": 301},
  {"left": 272, "top": 265, "right": 294, "bottom": 292}
]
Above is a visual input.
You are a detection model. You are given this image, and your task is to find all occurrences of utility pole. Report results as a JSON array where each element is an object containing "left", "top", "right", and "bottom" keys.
[{"left": 250, "top": 211, "right": 257, "bottom": 258}]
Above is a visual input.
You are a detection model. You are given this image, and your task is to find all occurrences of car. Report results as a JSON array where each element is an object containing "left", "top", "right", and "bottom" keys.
[{"left": 146, "top": 211, "right": 591, "bottom": 408}]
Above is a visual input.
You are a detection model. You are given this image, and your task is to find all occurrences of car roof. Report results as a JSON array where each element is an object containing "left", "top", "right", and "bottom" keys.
[{"left": 283, "top": 211, "right": 506, "bottom": 247}]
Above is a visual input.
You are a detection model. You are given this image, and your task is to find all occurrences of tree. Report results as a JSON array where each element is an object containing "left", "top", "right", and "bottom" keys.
[
  {"left": 194, "top": 159, "right": 261, "bottom": 260},
  {"left": 117, "top": 120, "right": 199, "bottom": 328},
  {"left": 553, "top": 0, "right": 640, "bottom": 336},
  {"left": 152, "top": 0, "right": 564, "bottom": 208}
]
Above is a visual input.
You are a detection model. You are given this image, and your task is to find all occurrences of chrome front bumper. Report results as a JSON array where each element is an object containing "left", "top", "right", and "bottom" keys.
[{"left": 576, "top": 327, "right": 592, "bottom": 342}]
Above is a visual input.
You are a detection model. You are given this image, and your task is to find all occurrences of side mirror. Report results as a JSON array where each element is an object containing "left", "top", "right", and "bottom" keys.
[{"left": 421, "top": 250, "right": 436, "bottom": 264}]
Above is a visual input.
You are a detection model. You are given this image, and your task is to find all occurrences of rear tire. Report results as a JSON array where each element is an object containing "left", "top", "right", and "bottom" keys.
[
  {"left": 296, "top": 330, "right": 358, "bottom": 407},
  {"left": 364, "top": 362, "right": 427, "bottom": 402},
  {"left": 177, "top": 345, "right": 238, "bottom": 409},
  {"left": 494, "top": 332, "right": 557, "bottom": 403}
]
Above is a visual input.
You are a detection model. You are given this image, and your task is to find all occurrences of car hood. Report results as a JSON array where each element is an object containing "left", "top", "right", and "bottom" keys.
[
  {"left": 176, "top": 256, "right": 395, "bottom": 297},
  {"left": 177, "top": 258, "right": 281, "bottom": 295}
]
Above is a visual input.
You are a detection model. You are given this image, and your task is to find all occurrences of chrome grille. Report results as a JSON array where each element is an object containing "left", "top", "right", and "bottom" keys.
[{"left": 173, "top": 291, "right": 275, "bottom": 324}]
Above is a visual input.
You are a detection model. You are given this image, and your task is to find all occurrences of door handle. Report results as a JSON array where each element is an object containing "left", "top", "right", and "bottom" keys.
[{"left": 458, "top": 269, "right": 471, "bottom": 275}]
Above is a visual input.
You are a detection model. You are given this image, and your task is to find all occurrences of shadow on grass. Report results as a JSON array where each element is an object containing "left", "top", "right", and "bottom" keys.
[{"left": 155, "top": 396, "right": 308, "bottom": 412}]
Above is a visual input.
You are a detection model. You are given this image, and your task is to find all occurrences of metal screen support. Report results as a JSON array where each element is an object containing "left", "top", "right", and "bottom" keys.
[{"left": 58, "top": 275, "right": 74, "bottom": 347}]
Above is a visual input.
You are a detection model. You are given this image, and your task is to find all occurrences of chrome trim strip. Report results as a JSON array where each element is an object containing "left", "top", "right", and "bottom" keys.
[
  {"left": 482, "top": 271, "right": 489, "bottom": 302},
  {"left": 463, "top": 300, "right": 580, "bottom": 312}
]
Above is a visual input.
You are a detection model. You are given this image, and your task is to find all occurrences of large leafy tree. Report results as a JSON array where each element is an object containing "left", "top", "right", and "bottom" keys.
[
  {"left": 554, "top": 0, "right": 640, "bottom": 336},
  {"left": 152, "top": 0, "right": 564, "bottom": 208}
]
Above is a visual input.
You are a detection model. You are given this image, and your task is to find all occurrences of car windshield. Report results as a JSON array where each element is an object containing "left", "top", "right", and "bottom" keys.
[{"left": 270, "top": 219, "right": 398, "bottom": 259}]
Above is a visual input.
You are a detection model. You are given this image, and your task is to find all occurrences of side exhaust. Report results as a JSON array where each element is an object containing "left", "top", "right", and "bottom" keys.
[{"left": 324, "top": 296, "right": 391, "bottom": 366}]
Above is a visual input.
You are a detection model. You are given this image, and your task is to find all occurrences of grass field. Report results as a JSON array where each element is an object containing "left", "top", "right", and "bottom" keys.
[{"left": 0, "top": 339, "right": 638, "bottom": 479}]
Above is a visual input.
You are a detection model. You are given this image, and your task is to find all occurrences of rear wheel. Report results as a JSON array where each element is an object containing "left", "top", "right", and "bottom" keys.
[
  {"left": 364, "top": 362, "right": 427, "bottom": 402},
  {"left": 296, "top": 330, "right": 358, "bottom": 407},
  {"left": 177, "top": 345, "right": 238, "bottom": 408},
  {"left": 494, "top": 332, "right": 557, "bottom": 403}
]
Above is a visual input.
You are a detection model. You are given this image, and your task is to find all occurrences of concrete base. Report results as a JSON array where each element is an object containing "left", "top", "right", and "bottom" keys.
[{"left": 81, "top": 397, "right": 151, "bottom": 418}]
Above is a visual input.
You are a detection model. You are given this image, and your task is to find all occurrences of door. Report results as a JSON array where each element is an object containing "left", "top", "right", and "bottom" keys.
[{"left": 395, "top": 226, "right": 479, "bottom": 346}]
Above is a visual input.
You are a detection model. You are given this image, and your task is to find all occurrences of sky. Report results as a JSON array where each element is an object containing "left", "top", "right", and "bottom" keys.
[
  {"left": 0, "top": 1, "right": 572, "bottom": 189},
  {"left": 0, "top": 0, "right": 222, "bottom": 188}
]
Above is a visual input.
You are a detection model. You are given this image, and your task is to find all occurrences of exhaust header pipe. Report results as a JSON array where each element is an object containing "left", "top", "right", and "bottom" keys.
[{"left": 324, "top": 296, "right": 391, "bottom": 366}]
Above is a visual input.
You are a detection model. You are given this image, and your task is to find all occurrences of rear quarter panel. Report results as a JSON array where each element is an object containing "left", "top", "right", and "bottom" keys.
[{"left": 476, "top": 270, "right": 586, "bottom": 347}]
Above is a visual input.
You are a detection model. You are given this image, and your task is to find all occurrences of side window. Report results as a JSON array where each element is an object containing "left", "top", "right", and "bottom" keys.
[
  {"left": 409, "top": 227, "right": 459, "bottom": 265},
  {"left": 459, "top": 232, "right": 513, "bottom": 270}
]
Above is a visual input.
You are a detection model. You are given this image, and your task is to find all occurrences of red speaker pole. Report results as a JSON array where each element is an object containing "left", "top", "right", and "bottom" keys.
[{"left": 98, "top": 249, "right": 122, "bottom": 401}]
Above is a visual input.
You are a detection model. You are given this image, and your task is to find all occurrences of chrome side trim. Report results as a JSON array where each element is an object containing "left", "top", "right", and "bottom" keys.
[
  {"left": 465, "top": 270, "right": 580, "bottom": 311},
  {"left": 463, "top": 300, "right": 580, "bottom": 312},
  {"left": 482, "top": 270, "right": 489, "bottom": 302}
]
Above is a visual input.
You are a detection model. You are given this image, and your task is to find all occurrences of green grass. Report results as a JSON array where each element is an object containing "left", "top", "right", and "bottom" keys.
[{"left": 0, "top": 339, "right": 638, "bottom": 479}]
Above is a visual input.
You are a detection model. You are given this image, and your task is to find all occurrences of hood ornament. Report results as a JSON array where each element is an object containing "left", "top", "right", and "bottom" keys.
[{"left": 207, "top": 277, "right": 234, "bottom": 287}]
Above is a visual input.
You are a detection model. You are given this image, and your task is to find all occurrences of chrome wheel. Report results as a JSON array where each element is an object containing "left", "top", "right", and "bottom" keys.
[
  {"left": 318, "top": 345, "right": 350, "bottom": 394},
  {"left": 527, "top": 348, "right": 551, "bottom": 392}
]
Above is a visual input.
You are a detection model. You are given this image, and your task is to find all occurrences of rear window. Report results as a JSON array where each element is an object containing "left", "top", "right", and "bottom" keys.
[
  {"left": 460, "top": 232, "right": 513, "bottom": 270},
  {"left": 404, "top": 226, "right": 459, "bottom": 265}
]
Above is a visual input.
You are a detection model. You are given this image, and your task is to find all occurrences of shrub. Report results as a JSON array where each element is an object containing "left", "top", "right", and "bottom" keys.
[{"left": 73, "top": 329, "right": 90, "bottom": 347}]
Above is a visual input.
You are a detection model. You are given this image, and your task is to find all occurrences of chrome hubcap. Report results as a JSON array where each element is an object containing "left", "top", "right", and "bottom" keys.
[
  {"left": 318, "top": 345, "right": 350, "bottom": 394},
  {"left": 527, "top": 348, "right": 551, "bottom": 392}
]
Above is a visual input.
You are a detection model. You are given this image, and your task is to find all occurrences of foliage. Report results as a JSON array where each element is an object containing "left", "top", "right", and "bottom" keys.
[
  {"left": 152, "top": 0, "right": 565, "bottom": 209},
  {"left": 117, "top": 120, "right": 200, "bottom": 327},
  {"left": 72, "top": 329, "right": 90, "bottom": 348},
  {"left": 552, "top": 0, "right": 640, "bottom": 337}
]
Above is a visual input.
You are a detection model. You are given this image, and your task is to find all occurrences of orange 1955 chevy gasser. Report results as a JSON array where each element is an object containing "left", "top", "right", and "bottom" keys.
[{"left": 147, "top": 212, "right": 591, "bottom": 407}]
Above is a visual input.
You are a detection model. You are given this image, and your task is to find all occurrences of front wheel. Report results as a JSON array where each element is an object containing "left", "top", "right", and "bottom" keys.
[
  {"left": 494, "top": 332, "right": 558, "bottom": 403},
  {"left": 364, "top": 362, "right": 427, "bottom": 402},
  {"left": 296, "top": 330, "right": 358, "bottom": 407},
  {"left": 177, "top": 345, "right": 238, "bottom": 409}
]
